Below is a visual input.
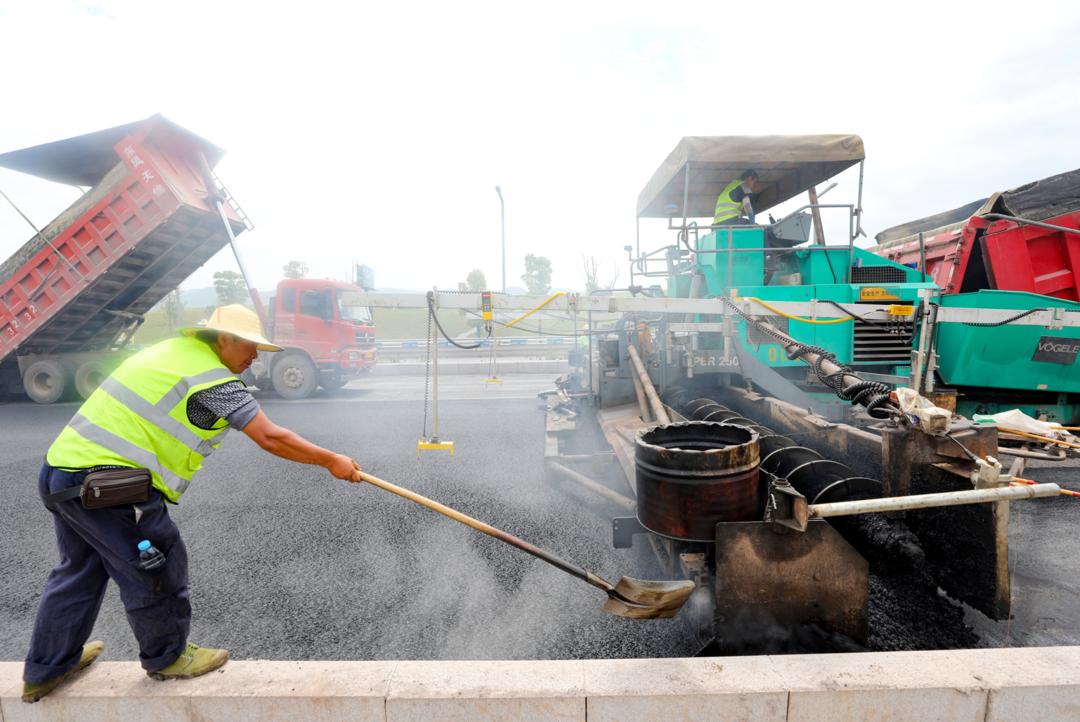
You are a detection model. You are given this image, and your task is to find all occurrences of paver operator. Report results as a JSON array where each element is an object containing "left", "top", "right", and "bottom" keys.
[
  {"left": 21, "top": 305, "right": 364, "bottom": 703},
  {"left": 713, "top": 169, "right": 760, "bottom": 226}
]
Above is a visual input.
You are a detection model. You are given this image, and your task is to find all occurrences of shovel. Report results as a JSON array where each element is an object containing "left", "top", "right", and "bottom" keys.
[{"left": 357, "top": 471, "right": 694, "bottom": 619}]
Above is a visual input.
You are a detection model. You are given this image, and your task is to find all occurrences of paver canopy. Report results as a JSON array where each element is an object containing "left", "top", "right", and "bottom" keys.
[{"left": 637, "top": 134, "right": 865, "bottom": 219}]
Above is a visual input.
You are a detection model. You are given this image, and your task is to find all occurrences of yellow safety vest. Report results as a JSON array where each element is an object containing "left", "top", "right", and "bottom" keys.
[
  {"left": 714, "top": 179, "right": 747, "bottom": 224},
  {"left": 47, "top": 336, "right": 240, "bottom": 503}
]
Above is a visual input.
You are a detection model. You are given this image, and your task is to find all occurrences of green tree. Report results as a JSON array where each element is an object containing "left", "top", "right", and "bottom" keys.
[
  {"left": 521, "top": 254, "right": 552, "bottom": 295},
  {"left": 213, "top": 270, "right": 248, "bottom": 305},
  {"left": 465, "top": 268, "right": 488, "bottom": 291},
  {"left": 283, "top": 260, "right": 309, "bottom": 279}
]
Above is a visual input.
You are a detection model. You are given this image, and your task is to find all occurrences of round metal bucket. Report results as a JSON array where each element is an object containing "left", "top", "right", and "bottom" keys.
[{"left": 635, "top": 422, "right": 760, "bottom": 541}]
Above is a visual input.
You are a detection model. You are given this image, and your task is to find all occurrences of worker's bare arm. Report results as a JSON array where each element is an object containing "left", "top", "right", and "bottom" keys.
[{"left": 241, "top": 410, "right": 362, "bottom": 481}]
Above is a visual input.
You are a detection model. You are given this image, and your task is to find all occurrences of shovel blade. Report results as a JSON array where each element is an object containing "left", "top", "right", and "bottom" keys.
[{"left": 602, "top": 576, "right": 696, "bottom": 619}]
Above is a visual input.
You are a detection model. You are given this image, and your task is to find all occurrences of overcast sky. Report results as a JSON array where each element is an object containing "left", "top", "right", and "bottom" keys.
[{"left": 1, "top": 0, "right": 1079, "bottom": 293}]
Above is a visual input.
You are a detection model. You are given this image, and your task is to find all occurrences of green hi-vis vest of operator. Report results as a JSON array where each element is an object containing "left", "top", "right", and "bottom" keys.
[
  {"left": 47, "top": 336, "right": 240, "bottom": 503},
  {"left": 713, "top": 169, "right": 759, "bottom": 224}
]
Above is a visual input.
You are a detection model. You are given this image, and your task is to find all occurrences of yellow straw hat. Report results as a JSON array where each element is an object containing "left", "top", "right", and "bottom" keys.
[{"left": 181, "top": 304, "right": 283, "bottom": 352}]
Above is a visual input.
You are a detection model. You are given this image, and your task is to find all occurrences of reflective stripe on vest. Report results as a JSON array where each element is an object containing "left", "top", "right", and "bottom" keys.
[
  {"left": 154, "top": 367, "right": 237, "bottom": 412},
  {"left": 98, "top": 377, "right": 230, "bottom": 457},
  {"left": 714, "top": 179, "right": 746, "bottom": 223},
  {"left": 46, "top": 337, "right": 240, "bottom": 502}
]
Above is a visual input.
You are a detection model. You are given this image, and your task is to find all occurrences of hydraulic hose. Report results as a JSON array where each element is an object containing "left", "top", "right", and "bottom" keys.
[
  {"left": 427, "top": 291, "right": 484, "bottom": 350},
  {"left": 720, "top": 295, "right": 898, "bottom": 419}
]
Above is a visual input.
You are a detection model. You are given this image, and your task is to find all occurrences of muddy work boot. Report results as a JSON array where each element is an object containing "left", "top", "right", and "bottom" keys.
[
  {"left": 22, "top": 640, "right": 105, "bottom": 703},
  {"left": 148, "top": 642, "right": 229, "bottom": 680}
]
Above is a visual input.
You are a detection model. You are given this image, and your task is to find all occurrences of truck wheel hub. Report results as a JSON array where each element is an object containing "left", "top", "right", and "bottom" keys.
[{"left": 282, "top": 366, "right": 306, "bottom": 388}]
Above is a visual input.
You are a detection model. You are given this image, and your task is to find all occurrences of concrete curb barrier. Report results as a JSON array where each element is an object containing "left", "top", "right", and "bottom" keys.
[{"left": 2, "top": 647, "right": 1079, "bottom": 721}]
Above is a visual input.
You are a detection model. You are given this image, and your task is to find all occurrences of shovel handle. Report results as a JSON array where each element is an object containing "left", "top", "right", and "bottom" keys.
[{"left": 357, "top": 471, "right": 613, "bottom": 592}]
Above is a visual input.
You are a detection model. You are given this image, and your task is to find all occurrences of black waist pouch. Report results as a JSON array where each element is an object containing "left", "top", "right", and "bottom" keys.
[{"left": 43, "top": 467, "right": 152, "bottom": 509}]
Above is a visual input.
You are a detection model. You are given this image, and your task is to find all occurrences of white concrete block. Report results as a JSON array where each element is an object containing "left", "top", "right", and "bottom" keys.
[
  {"left": 774, "top": 650, "right": 989, "bottom": 722},
  {"left": 987, "top": 685, "right": 1080, "bottom": 722},
  {"left": 386, "top": 659, "right": 584, "bottom": 722},
  {"left": 1, "top": 661, "right": 25, "bottom": 722},
  {"left": 2, "top": 661, "right": 395, "bottom": 722},
  {"left": 948, "top": 645, "right": 1080, "bottom": 688},
  {"left": 949, "top": 646, "right": 1080, "bottom": 722},
  {"left": 584, "top": 657, "right": 787, "bottom": 722}
]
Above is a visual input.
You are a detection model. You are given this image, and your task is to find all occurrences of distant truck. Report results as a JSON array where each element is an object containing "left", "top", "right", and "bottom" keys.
[
  {"left": 251, "top": 277, "right": 377, "bottom": 399},
  {"left": 869, "top": 168, "right": 1080, "bottom": 300},
  {"left": 0, "top": 115, "right": 248, "bottom": 403}
]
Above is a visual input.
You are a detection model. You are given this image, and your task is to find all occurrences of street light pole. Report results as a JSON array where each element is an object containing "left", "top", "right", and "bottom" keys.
[{"left": 495, "top": 185, "right": 505, "bottom": 293}]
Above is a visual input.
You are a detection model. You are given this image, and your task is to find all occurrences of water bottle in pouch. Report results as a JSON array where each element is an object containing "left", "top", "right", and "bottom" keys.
[{"left": 137, "top": 539, "right": 166, "bottom": 571}]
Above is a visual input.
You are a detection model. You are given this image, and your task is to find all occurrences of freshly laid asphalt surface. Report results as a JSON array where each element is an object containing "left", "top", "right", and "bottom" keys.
[
  {"left": 2, "top": 372, "right": 1078, "bottom": 665},
  {"left": 0, "top": 374, "right": 694, "bottom": 664}
]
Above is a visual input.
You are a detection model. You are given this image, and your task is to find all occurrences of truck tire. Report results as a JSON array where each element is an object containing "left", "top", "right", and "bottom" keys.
[
  {"left": 319, "top": 370, "right": 347, "bottom": 393},
  {"left": 74, "top": 360, "right": 109, "bottom": 399},
  {"left": 271, "top": 352, "right": 318, "bottom": 400},
  {"left": 23, "top": 359, "right": 70, "bottom": 404}
]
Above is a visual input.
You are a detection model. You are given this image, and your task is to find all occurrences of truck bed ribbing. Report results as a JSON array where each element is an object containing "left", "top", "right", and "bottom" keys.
[{"left": 0, "top": 116, "right": 244, "bottom": 366}]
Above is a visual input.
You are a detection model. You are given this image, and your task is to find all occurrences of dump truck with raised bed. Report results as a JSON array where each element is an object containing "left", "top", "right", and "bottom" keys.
[
  {"left": 0, "top": 115, "right": 247, "bottom": 403},
  {"left": 870, "top": 167, "right": 1080, "bottom": 299}
]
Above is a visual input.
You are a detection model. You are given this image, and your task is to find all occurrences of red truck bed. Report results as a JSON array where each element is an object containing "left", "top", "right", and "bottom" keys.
[
  {"left": 0, "top": 116, "right": 244, "bottom": 364},
  {"left": 870, "top": 168, "right": 1080, "bottom": 300}
]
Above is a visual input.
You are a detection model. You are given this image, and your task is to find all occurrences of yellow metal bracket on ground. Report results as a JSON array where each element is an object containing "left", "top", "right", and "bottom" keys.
[{"left": 417, "top": 440, "right": 455, "bottom": 455}]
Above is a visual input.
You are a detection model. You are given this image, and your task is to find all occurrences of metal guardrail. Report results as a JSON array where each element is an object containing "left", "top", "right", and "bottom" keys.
[{"left": 376, "top": 336, "right": 575, "bottom": 350}]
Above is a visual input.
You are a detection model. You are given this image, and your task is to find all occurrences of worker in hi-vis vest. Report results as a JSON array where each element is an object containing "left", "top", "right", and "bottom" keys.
[
  {"left": 713, "top": 169, "right": 760, "bottom": 225},
  {"left": 21, "top": 305, "right": 364, "bottom": 703}
]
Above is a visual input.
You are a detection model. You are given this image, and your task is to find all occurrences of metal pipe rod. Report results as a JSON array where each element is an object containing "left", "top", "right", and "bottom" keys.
[
  {"left": 1, "top": 188, "right": 86, "bottom": 279},
  {"left": 630, "top": 366, "right": 652, "bottom": 421},
  {"left": 431, "top": 289, "right": 440, "bottom": 436},
  {"left": 982, "top": 213, "right": 1080, "bottom": 237},
  {"left": 810, "top": 483, "right": 1061, "bottom": 518},
  {"left": 854, "top": 159, "right": 865, "bottom": 240},
  {"left": 626, "top": 344, "right": 670, "bottom": 425},
  {"left": 996, "top": 447, "right": 1067, "bottom": 461},
  {"left": 551, "top": 453, "right": 615, "bottom": 462},
  {"left": 216, "top": 200, "right": 270, "bottom": 330},
  {"left": 918, "top": 232, "right": 927, "bottom": 282},
  {"left": 495, "top": 186, "right": 506, "bottom": 293},
  {"left": 548, "top": 462, "right": 636, "bottom": 510}
]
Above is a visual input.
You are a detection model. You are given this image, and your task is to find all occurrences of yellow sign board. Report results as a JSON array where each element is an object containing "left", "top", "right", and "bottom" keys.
[{"left": 858, "top": 286, "right": 900, "bottom": 302}]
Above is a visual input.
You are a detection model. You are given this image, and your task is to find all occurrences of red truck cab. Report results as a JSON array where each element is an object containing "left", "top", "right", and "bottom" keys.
[{"left": 261, "top": 278, "right": 376, "bottom": 398}]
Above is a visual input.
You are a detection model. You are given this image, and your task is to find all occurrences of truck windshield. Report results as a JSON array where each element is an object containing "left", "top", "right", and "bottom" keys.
[{"left": 338, "top": 291, "right": 373, "bottom": 324}]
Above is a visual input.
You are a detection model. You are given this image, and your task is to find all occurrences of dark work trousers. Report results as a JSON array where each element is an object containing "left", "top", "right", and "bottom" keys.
[{"left": 23, "top": 464, "right": 191, "bottom": 683}]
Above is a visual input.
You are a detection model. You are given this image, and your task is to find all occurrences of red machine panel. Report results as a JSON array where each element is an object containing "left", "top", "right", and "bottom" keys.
[{"left": 978, "top": 210, "right": 1080, "bottom": 301}]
